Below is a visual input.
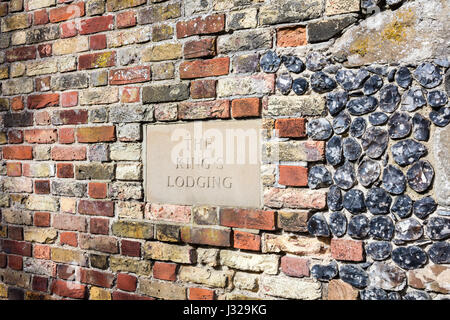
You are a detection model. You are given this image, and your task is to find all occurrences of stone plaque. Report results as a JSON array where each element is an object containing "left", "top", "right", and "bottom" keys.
[{"left": 145, "top": 120, "right": 262, "bottom": 207}]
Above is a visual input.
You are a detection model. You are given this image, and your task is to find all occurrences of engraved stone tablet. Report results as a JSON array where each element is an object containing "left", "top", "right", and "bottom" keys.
[{"left": 145, "top": 120, "right": 262, "bottom": 207}]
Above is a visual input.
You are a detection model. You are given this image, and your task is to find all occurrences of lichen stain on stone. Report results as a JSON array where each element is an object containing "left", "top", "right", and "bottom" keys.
[{"left": 94, "top": 52, "right": 113, "bottom": 68}]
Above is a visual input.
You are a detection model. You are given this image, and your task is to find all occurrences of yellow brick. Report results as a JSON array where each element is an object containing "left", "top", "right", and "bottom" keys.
[
  {"left": 1, "top": 14, "right": 30, "bottom": 32},
  {"left": 53, "top": 37, "right": 89, "bottom": 56},
  {"left": 90, "top": 287, "right": 112, "bottom": 300},
  {"left": 11, "top": 62, "right": 25, "bottom": 78},
  {"left": 51, "top": 247, "right": 88, "bottom": 266},
  {"left": 0, "top": 283, "right": 7, "bottom": 298},
  {"left": 24, "top": 227, "right": 58, "bottom": 244},
  {"left": 60, "top": 197, "right": 77, "bottom": 213},
  {"left": 0, "top": 66, "right": 8, "bottom": 79},
  {"left": 142, "top": 43, "right": 182, "bottom": 62}
]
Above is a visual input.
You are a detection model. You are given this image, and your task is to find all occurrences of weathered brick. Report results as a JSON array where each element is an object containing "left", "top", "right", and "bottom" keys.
[
  {"left": 117, "top": 11, "right": 136, "bottom": 28},
  {"left": 79, "top": 234, "right": 118, "bottom": 254},
  {"left": 265, "top": 140, "right": 325, "bottom": 162},
  {"left": 2, "top": 176, "right": 33, "bottom": 193},
  {"left": 80, "top": 268, "right": 114, "bottom": 288},
  {"left": 117, "top": 201, "right": 144, "bottom": 220},
  {"left": 152, "top": 24, "right": 174, "bottom": 42},
  {"left": 32, "top": 276, "right": 48, "bottom": 292},
  {"left": 3, "top": 146, "right": 33, "bottom": 160},
  {"left": 79, "top": 15, "right": 114, "bottom": 35},
  {"left": 262, "top": 233, "right": 330, "bottom": 257},
  {"left": 51, "top": 73, "right": 89, "bottom": 91},
  {"left": 121, "top": 239, "right": 141, "bottom": 257},
  {"left": 24, "top": 129, "right": 57, "bottom": 144},
  {"left": 142, "top": 43, "right": 182, "bottom": 62},
  {"left": 279, "top": 165, "right": 308, "bottom": 187},
  {"left": 120, "top": 87, "right": 140, "bottom": 103},
  {"left": 217, "top": 29, "right": 272, "bottom": 54},
  {"left": 8, "top": 130, "right": 24, "bottom": 144},
  {"left": 259, "top": 0, "right": 323, "bottom": 25},
  {"left": 1, "top": 239, "right": 32, "bottom": 256},
  {"left": 233, "top": 231, "right": 261, "bottom": 251},
  {"left": 51, "top": 279, "right": 86, "bottom": 299},
  {"left": 78, "top": 200, "right": 114, "bottom": 217},
  {"left": 79, "top": 51, "right": 116, "bottom": 70},
  {"left": 34, "top": 9, "right": 49, "bottom": 25},
  {"left": 56, "top": 163, "right": 74, "bottom": 178},
  {"left": 8, "top": 227, "right": 23, "bottom": 241},
  {"left": 53, "top": 37, "right": 89, "bottom": 56},
  {"left": 307, "top": 16, "right": 357, "bottom": 43},
  {"left": 2, "top": 209, "right": 32, "bottom": 225},
  {"left": 112, "top": 220, "right": 153, "bottom": 239},
  {"left": 265, "top": 95, "right": 326, "bottom": 117},
  {"left": 34, "top": 180, "right": 51, "bottom": 194},
  {"left": 117, "top": 273, "right": 137, "bottom": 292},
  {"left": 23, "top": 227, "right": 57, "bottom": 244},
  {"left": 193, "top": 206, "right": 218, "bottom": 226},
  {"left": 231, "top": 97, "right": 261, "bottom": 118},
  {"left": 90, "top": 218, "right": 109, "bottom": 235},
  {"left": 137, "top": 2, "right": 181, "bottom": 25},
  {"left": 51, "top": 181, "right": 86, "bottom": 197},
  {"left": 106, "top": 0, "right": 146, "bottom": 12},
  {"left": 52, "top": 109, "right": 89, "bottom": 125},
  {"left": 33, "top": 244, "right": 51, "bottom": 260},
  {"left": 76, "top": 126, "right": 116, "bottom": 143},
  {"left": 2, "top": 78, "right": 34, "bottom": 95},
  {"left": 112, "top": 291, "right": 153, "bottom": 300},
  {"left": 142, "top": 83, "right": 189, "bottom": 104},
  {"left": 260, "top": 275, "right": 321, "bottom": 300},
  {"left": 79, "top": 88, "right": 119, "bottom": 105},
  {"left": 88, "top": 182, "right": 107, "bottom": 199},
  {"left": 27, "top": 94, "right": 59, "bottom": 110},
  {"left": 49, "top": 3, "right": 85, "bottom": 23},
  {"left": 190, "top": 79, "right": 216, "bottom": 99},
  {"left": 27, "top": 25, "right": 59, "bottom": 44},
  {"left": 220, "top": 250, "right": 279, "bottom": 274},
  {"left": 1, "top": 269, "right": 31, "bottom": 288},
  {"left": 177, "top": 14, "right": 225, "bottom": 38},
  {"left": 331, "top": 239, "right": 364, "bottom": 262},
  {"left": 179, "top": 266, "right": 231, "bottom": 288},
  {"left": 109, "top": 66, "right": 150, "bottom": 85},
  {"left": 6, "top": 162, "right": 21, "bottom": 177},
  {"left": 181, "top": 227, "right": 231, "bottom": 247},
  {"left": 275, "top": 118, "right": 307, "bottom": 138},
  {"left": 60, "top": 232, "right": 78, "bottom": 246},
  {"left": 109, "top": 256, "right": 151, "bottom": 275},
  {"left": 178, "top": 100, "right": 230, "bottom": 120},
  {"left": 51, "top": 248, "right": 87, "bottom": 266},
  {"left": 34, "top": 212, "right": 51, "bottom": 227},
  {"left": 153, "top": 262, "right": 177, "bottom": 281},
  {"left": 6, "top": 46, "right": 36, "bottom": 62},
  {"left": 281, "top": 256, "right": 310, "bottom": 278},
  {"left": 189, "top": 288, "right": 215, "bottom": 300},
  {"left": 325, "top": 0, "right": 360, "bottom": 16},
  {"left": 220, "top": 208, "right": 276, "bottom": 230},
  {"left": 277, "top": 211, "right": 311, "bottom": 232},
  {"left": 277, "top": 25, "right": 307, "bottom": 47},
  {"left": 217, "top": 74, "right": 274, "bottom": 97},
  {"left": 89, "top": 286, "right": 111, "bottom": 300},
  {"left": 25, "top": 195, "right": 58, "bottom": 212},
  {"left": 8, "top": 255, "right": 23, "bottom": 270},
  {"left": 1, "top": 13, "right": 30, "bottom": 32},
  {"left": 139, "top": 279, "right": 186, "bottom": 300},
  {"left": 180, "top": 57, "right": 229, "bottom": 79},
  {"left": 143, "top": 241, "right": 196, "bottom": 264}
]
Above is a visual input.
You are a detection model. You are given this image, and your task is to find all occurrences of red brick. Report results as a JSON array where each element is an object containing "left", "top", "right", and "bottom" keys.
[
  {"left": 112, "top": 291, "right": 154, "bottom": 300},
  {"left": 281, "top": 256, "right": 310, "bottom": 278},
  {"left": 1, "top": 240, "right": 32, "bottom": 256},
  {"left": 177, "top": 14, "right": 225, "bottom": 38},
  {"left": 121, "top": 87, "right": 140, "bottom": 103},
  {"left": 153, "top": 262, "right": 177, "bottom": 281},
  {"left": 80, "top": 268, "right": 114, "bottom": 288},
  {"left": 51, "top": 146, "right": 86, "bottom": 161},
  {"left": 57, "top": 264, "right": 77, "bottom": 280},
  {"left": 60, "top": 21, "right": 78, "bottom": 38},
  {"left": 76, "top": 126, "right": 116, "bottom": 143},
  {"left": 79, "top": 15, "right": 114, "bottom": 35},
  {"left": 231, "top": 97, "right": 261, "bottom": 118},
  {"left": 61, "top": 91, "right": 78, "bottom": 107},
  {"left": 35, "top": 180, "right": 51, "bottom": 194},
  {"left": 11, "top": 97, "right": 24, "bottom": 111},
  {"left": 27, "top": 93, "right": 59, "bottom": 109},
  {"left": 34, "top": 212, "right": 51, "bottom": 227},
  {"left": 7, "top": 162, "right": 22, "bottom": 177},
  {"left": 277, "top": 26, "right": 307, "bottom": 47},
  {"left": 24, "top": 129, "right": 58, "bottom": 144},
  {"left": 121, "top": 240, "right": 141, "bottom": 257},
  {"left": 189, "top": 288, "right": 215, "bottom": 300},
  {"left": 49, "top": 3, "right": 85, "bottom": 23},
  {"left": 275, "top": 118, "right": 307, "bottom": 138},
  {"left": 78, "top": 200, "right": 114, "bottom": 217},
  {"left": 117, "top": 11, "right": 136, "bottom": 29},
  {"left": 55, "top": 109, "right": 88, "bottom": 125},
  {"left": 109, "top": 66, "right": 151, "bottom": 85},
  {"left": 38, "top": 44, "right": 52, "bottom": 58},
  {"left": 90, "top": 218, "right": 109, "bottom": 235},
  {"left": 7, "top": 130, "right": 23, "bottom": 144},
  {"left": 34, "top": 9, "right": 49, "bottom": 25},
  {"left": 233, "top": 231, "right": 261, "bottom": 251},
  {"left": 33, "top": 245, "right": 51, "bottom": 260},
  {"left": 8, "top": 255, "right": 23, "bottom": 271},
  {"left": 117, "top": 273, "right": 137, "bottom": 292},
  {"left": 57, "top": 163, "right": 74, "bottom": 178},
  {"left": 88, "top": 182, "right": 107, "bottom": 199},
  {"left": 180, "top": 57, "right": 229, "bottom": 79},
  {"left": 279, "top": 165, "right": 308, "bottom": 187},
  {"left": 6, "top": 46, "right": 36, "bottom": 62},
  {"left": 59, "top": 128, "right": 75, "bottom": 144},
  {"left": 35, "top": 111, "right": 51, "bottom": 126},
  {"left": 190, "top": 79, "right": 216, "bottom": 99},
  {"left": 184, "top": 38, "right": 216, "bottom": 59},
  {"left": 331, "top": 239, "right": 364, "bottom": 262},
  {"left": 89, "top": 34, "right": 107, "bottom": 50},
  {"left": 60, "top": 232, "right": 78, "bottom": 247},
  {"left": 178, "top": 100, "right": 230, "bottom": 120},
  {"left": 78, "top": 51, "right": 116, "bottom": 70},
  {"left": 32, "top": 276, "right": 48, "bottom": 292},
  {"left": 53, "top": 214, "right": 87, "bottom": 232},
  {"left": 8, "top": 226, "right": 23, "bottom": 241},
  {"left": 181, "top": 227, "right": 231, "bottom": 247},
  {"left": 3, "top": 146, "right": 33, "bottom": 160},
  {"left": 0, "top": 254, "right": 6, "bottom": 268},
  {"left": 220, "top": 208, "right": 276, "bottom": 231},
  {"left": 51, "top": 279, "right": 86, "bottom": 299},
  {"left": 36, "top": 76, "right": 51, "bottom": 91}
]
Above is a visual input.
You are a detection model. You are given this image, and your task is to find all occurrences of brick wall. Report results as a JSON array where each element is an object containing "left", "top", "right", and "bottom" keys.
[{"left": 0, "top": 0, "right": 449, "bottom": 300}]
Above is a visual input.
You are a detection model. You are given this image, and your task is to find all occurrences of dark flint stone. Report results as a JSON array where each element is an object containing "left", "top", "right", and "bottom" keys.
[
  {"left": 427, "top": 90, "right": 448, "bottom": 108},
  {"left": 334, "top": 161, "right": 356, "bottom": 190},
  {"left": 311, "top": 261, "right": 338, "bottom": 281},
  {"left": 357, "top": 159, "right": 381, "bottom": 187},
  {"left": 426, "top": 217, "right": 450, "bottom": 240},
  {"left": 326, "top": 91, "right": 348, "bottom": 116},
  {"left": 369, "top": 112, "right": 389, "bottom": 126},
  {"left": 348, "top": 215, "right": 370, "bottom": 239},
  {"left": 401, "top": 87, "right": 427, "bottom": 112},
  {"left": 361, "top": 288, "right": 388, "bottom": 300},
  {"left": 391, "top": 139, "right": 427, "bottom": 166},
  {"left": 363, "top": 75, "right": 383, "bottom": 95},
  {"left": 305, "top": 52, "right": 328, "bottom": 71},
  {"left": 350, "top": 117, "right": 367, "bottom": 138},
  {"left": 292, "top": 77, "right": 309, "bottom": 95},
  {"left": 326, "top": 136, "right": 343, "bottom": 166},
  {"left": 365, "top": 187, "right": 392, "bottom": 215},
  {"left": 391, "top": 195, "right": 413, "bottom": 219},
  {"left": 403, "top": 291, "right": 431, "bottom": 300},
  {"left": 428, "top": 242, "right": 450, "bottom": 264},
  {"left": 336, "top": 69, "right": 370, "bottom": 91},
  {"left": 379, "top": 84, "right": 401, "bottom": 112},
  {"left": 406, "top": 160, "right": 434, "bottom": 193},
  {"left": 327, "top": 185, "right": 343, "bottom": 211},
  {"left": 307, "top": 118, "right": 333, "bottom": 140},
  {"left": 347, "top": 96, "right": 378, "bottom": 115},
  {"left": 310, "top": 72, "right": 337, "bottom": 93},
  {"left": 434, "top": 58, "right": 450, "bottom": 68},
  {"left": 329, "top": 211, "right": 347, "bottom": 237},
  {"left": 308, "top": 165, "right": 333, "bottom": 189},
  {"left": 361, "top": 127, "right": 389, "bottom": 159},
  {"left": 339, "top": 265, "right": 369, "bottom": 289},
  {"left": 342, "top": 137, "right": 362, "bottom": 161},
  {"left": 382, "top": 165, "right": 406, "bottom": 195},
  {"left": 394, "top": 218, "right": 423, "bottom": 241},
  {"left": 332, "top": 111, "right": 351, "bottom": 134},
  {"left": 387, "top": 292, "right": 402, "bottom": 300},
  {"left": 413, "top": 62, "right": 442, "bottom": 89},
  {"left": 282, "top": 55, "right": 305, "bottom": 73},
  {"left": 395, "top": 66, "right": 412, "bottom": 89},
  {"left": 392, "top": 246, "right": 427, "bottom": 270},
  {"left": 446, "top": 69, "right": 450, "bottom": 95},
  {"left": 276, "top": 73, "right": 293, "bottom": 95},
  {"left": 412, "top": 113, "right": 431, "bottom": 141},
  {"left": 369, "top": 216, "right": 394, "bottom": 240},
  {"left": 343, "top": 190, "right": 366, "bottom": 215},
  {"left": 307, "top": 212, "right": 330, "bottom": 237},
  {"left": 366, "top": 65, "right": 388, "bottom": 76},
  {"left": 387, "top": 68, "right": 397, "bottom": 82},
  {"left": 413, "top": 196, "right": 437, "bottom": 219},
  {"left": 429, "top": 107, "right": 450, "bottom": 127},
  {"left": 388, "top": 112, "right": 412, "bottom": 139},
  {"left": 366, "top": 241, "right": 392, "bottom": 261},
  {"left": 260, "top": 51, "right": 281, "bottom": 73}
]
